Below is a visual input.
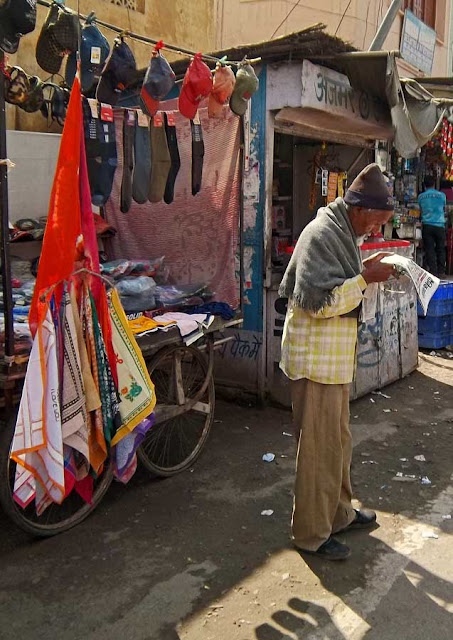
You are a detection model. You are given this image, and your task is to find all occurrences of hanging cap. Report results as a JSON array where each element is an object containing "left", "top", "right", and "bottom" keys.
[
  {"left": 140, "top": 47, "right": 176, "bottom": 117},
  {"left": 65, "top": 22, "right": 110, "bottom": 95},
  {"left": 96, "top": 38, "right": 137, "bottom": 106},
  {"left": 40, "top": 82, "right": 70, "bottom": 126},
  {"left": 179, "top": 53, "right": 213, "bottom": 120},
  {"left": 36, "top": 4, "right": 80, "bottom": 75},
  {"left": 229, "top": 63, "right": 259, "bottom": 116},
  {"left": 4, "top": 65, "right": 30, "bottom": 106},
  {"left": 20, "top": 74, "right": 44, "bottom": 113},
  {"left": 344, "top": 164, "right": 394, "bottom": 211},
  {"left": 208, "top": 65, "right": 235, "bottom": 118},
  {"left": 0, "top": 0, "right": 37, "bottom": 54}
]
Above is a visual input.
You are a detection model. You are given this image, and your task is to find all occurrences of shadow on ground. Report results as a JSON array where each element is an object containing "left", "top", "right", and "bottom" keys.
[{"left": 0, "top": 365, "right": 452, "bottom": 639}]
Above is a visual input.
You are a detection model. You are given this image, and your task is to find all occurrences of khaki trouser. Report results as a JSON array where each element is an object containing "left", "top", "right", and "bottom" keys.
[{"left": 291, "top": 378, "right": 356, "bottom": 551}]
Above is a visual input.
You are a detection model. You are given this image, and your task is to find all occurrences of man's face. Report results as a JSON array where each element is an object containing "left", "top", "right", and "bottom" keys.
[{"left": 348, "top": 207, "right": 394, "bottom": 237}]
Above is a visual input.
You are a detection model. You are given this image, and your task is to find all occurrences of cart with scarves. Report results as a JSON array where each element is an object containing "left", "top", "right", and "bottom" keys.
[{"left": 0, "top": 73, "right": 242, "bottom": 536}]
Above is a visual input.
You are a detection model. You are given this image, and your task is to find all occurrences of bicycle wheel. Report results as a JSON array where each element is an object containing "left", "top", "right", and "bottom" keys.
[
  {"left": 138, "top": 344, "right": 215, "bottom": 477},
  {"left": 0, "top": 416, "right": 113, "bottom": 537}
]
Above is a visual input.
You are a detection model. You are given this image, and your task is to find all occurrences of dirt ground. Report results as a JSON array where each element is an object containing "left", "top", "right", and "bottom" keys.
[{"left": 0, "top": 354, "right": 452, "bottom": 640}]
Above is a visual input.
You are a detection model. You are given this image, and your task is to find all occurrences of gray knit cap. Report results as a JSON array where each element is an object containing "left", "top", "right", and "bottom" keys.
[{"left": 344, "top": 163, "right": 394, "bottom": 211}]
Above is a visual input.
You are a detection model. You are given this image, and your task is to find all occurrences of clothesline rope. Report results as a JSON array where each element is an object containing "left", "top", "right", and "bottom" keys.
[{"left": 35, "top": 0, "right": 260, "bottom": 68}]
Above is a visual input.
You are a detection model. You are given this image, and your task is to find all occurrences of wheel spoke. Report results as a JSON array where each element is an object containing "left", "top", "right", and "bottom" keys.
[{"left": 139, "top": 345, "right": 214, "bottom": 476}]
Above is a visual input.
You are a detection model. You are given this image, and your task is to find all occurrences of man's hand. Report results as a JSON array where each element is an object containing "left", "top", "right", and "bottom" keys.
[{"left": 362, "top": 259, "right": 395, "bottom": 284}]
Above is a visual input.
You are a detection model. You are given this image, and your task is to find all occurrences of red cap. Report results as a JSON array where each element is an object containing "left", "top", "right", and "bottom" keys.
[
  {"left": 179, "top": 53, "right": 213, "bottom": 119},
  {"left": 140, "top": 88, "right": 159, "bottom": 116}
]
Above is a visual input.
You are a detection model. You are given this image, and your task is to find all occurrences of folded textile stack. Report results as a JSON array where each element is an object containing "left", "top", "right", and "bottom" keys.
[{"left": 152, "top": 312, "right": 214, "bottom": 345}]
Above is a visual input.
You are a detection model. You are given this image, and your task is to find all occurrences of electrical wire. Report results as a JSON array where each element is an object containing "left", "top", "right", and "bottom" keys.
[
  {"left": 270, "top": 0, "right": 302, "bottom": 40},
  {"left": 335, "top": 0, "right": 353, "bottom": 36},
  {"left": 35, "top": 0, "right": 256, "bottom": 67}
]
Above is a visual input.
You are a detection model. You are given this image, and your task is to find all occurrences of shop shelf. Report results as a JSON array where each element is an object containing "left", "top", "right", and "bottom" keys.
[{"left": 418, "top": 331, "right": 453, "bottom": 349}]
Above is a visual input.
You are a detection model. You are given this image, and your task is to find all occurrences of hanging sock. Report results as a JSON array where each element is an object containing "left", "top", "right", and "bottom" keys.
[
  {"left": 191, "top": 119, "right": 205, "bottom": 196},
  {"left": 164, "top": 112, "right": 181, "bottom": 205},
  {"left": 148, "top": 113, "right": 171, "bottom": 203},
  {"left": 120, "top": 109, "right": 135, "bottom": 213},
  {"left": 132, "top": 110, "right": 151, "bottom": 204},
  {"left": 83, "top": 98, "right": 118, "bottom": 207}
]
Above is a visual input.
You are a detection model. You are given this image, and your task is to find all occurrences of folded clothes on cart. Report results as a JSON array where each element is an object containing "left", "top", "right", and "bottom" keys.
[
  {"left": 0, "top": 324, "right": 33, "bottom": 355},
  {"left": 116, "top": 276, "right": 157, "bottom": 313},
  {"left": 100, "top": 257, "right": 165, "bottom": 279},
  {"left": 151, "top": 312, "right": 214, "bottom": 345},
  {"left": 186, "top": 301, "right": 235, "bottom": 320},
  {"left": 153, "top": 284, "right": 213, "bottom": 309},
  {"left": 128, "top": 315, "right": 177, "bottom": 336}
]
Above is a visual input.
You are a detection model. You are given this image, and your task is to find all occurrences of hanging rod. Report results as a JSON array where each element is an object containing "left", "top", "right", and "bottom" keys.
[{"left": 35, "top": 0, "right": 259, "bottom": 67}]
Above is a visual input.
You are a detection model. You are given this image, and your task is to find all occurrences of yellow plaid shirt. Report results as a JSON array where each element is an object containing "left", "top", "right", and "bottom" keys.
[{"left": 280, "top": 274, "right": 367, "bottom": 385}]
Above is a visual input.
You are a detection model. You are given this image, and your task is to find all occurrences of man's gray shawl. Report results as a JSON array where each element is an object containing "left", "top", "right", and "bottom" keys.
[{"left": 279, "top": 198, "right": 362, "bottom": 312}]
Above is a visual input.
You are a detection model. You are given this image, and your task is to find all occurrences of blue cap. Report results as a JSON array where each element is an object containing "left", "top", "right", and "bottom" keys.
[
  {"left": 140, "top": 52, "right": 175, "bottom": 116},
  {"left": 65, "top": 22, "right": 110, "bottom": 95},
  {"left": 96, "top": 38, "right": 137, "bottom": 106}
]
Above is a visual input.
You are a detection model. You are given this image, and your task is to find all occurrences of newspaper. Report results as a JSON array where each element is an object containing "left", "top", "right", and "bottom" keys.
[{"left": 381, "top": 254, "right": 440, "bottom": 315}]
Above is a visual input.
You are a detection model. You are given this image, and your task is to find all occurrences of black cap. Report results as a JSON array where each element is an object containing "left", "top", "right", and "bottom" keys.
[
  {"left": 0, "top": 0, "right": 37, "bottom": 54},
  {"left": 96, "top": 38, "right": 137, "bottom": 106},
  {"left": 36, "top": 4, "right": 80, "bottom": 75}
]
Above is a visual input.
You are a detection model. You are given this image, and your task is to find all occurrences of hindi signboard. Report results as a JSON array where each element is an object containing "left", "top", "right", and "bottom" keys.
[
  {"left": 400, "top": 10, "right": 436, "bottom": 75},
  {"left": 300, "top": 60, "right": 388, "bottom": 126}
]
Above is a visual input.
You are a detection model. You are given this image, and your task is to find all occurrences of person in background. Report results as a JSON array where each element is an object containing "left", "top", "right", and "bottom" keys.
[
  {"left": 418, "top": 176, "right": 446, "bottom": 277},
  {"left": 279, "top": 164, "right": 395, "bottom": 561}
]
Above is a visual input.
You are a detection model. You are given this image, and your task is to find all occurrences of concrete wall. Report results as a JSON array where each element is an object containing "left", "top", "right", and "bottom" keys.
[
  {"left": 215, "top": 0, "right": 451, "bottom": 77},
  {"left": 6, "top": 0, "right": 216, "bottom": 132},
  {"left": 6, "top": 130, "right": 61, "bottom": 223}
]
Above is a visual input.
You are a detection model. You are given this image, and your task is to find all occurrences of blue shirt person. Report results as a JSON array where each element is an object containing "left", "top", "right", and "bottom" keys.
[
  {"left": 418, "top": 181, "right": 446, "bottom": 227},
  {"left": 418, "top": 176, "right": 447, "bottom": 276}
]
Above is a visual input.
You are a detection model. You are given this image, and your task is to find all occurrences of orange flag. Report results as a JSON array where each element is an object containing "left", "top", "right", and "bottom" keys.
[{"left": 29, "top": 77, "right": 83, "bottom": 335}]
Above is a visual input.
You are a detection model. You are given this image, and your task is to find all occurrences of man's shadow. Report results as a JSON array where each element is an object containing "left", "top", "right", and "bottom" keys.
[
  {"left": 256, "top": 532, "right": 453, "bottom": 640},
  {"left": 256, "top": 598, "right": 348, "bottom": 640}
]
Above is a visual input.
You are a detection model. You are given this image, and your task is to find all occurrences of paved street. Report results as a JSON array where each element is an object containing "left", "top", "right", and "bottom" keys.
[{"left": 0, "top": 355, "right": 452, "bottom": 640}]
